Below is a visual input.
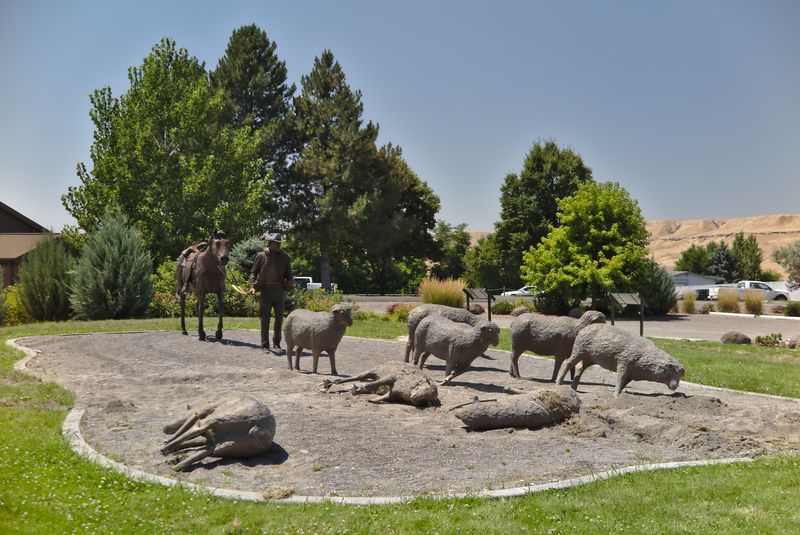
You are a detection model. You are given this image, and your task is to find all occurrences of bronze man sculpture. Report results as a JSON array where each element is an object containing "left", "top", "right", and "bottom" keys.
[{"left": 249, "top": 233, "right": 293, "bottom": 351}]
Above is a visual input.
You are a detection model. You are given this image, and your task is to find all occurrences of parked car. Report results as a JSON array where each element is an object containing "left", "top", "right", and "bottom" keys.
[
  {"left": 501, "top": 285, "right": 537, "bottom": 296},
  {"left": 293, "top": 276, "right": 337, "bottom": 291},
  {"left": 708, "top": 281, "right": 789, "bottom": 301}
]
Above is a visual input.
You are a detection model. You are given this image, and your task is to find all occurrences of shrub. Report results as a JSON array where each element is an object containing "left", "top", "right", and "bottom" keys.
[
  {"left": 681, "top": 290, "right": 696, "bottom": 314},
  {"left": 700, "top": 303, "right": 715, "bottom": 314},
  {"left": 532, "top": 291, "right": 571, "bottom": 316},
  {"left": 418, "top": 278, "right": 465, "bottom": 308},
  {"left": 784, "top": 301, "right": 800, "bottom": 317},
  {"left": 639, "top": 260, "right": 677, "bottom": 315},
  {"left": 755, "top": 333, "right": 784, "bottom": 348},
  {"left": 229, "top": 236, "right": 265, "bottom": 275},
  {"left": 743, "top": 290, "right": 764, "bottom": 315},
  {"left": 491, "top": 301, "right": 516, "bottom": 315},
  {"left": 0, "top": 285, "right": 32, "bottom": 325},
  {"left": 70, "top": 212, "right": 153, "bottom": 320},
  {"left": 717, "top": 289, "right": 740, "bottom": 313},
  {"left": 758, "top": 269, "right": 782, "bottom": 282},
  {"left": 385, "top": 303, "right": 415, "bottom": 322},
  {"left": 0, "top": 283, "right": 6, "bottom": 327},
  {"left": 17, "top": 236, "right": 73, "bottom": 321},
  {"left": 288, "top": 289, "right": 351, "bottom": 312}
]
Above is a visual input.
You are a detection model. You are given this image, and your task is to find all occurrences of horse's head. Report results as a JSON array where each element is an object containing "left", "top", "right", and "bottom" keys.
[{"left": 208, "top": 230, "right": 230, "bottom": 267}]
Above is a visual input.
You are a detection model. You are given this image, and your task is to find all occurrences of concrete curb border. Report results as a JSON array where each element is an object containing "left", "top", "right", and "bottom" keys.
[{"left": 6, "top": 336, "right": 759, "bottom": 505}]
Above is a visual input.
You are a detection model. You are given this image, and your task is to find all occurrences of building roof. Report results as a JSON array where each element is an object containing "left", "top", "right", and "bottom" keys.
[
  {"left": 0, "top": 233, "right": 51, "bottom": 260},
  {"left": 0, "top": 200, "right": 48, "bottom": 233}
]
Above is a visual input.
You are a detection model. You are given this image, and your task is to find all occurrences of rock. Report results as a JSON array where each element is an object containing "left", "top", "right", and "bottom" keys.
[
  {"left": 721, "top": 331, "right": 752, "bottom": 345},
  {"left": 787, "top": 337, "right": 799, "bottom": 350},
  {"left": 510, "top": 306, "right": 530, "bottom": 317},
  {"left": 468, "top": 303, "right": 485, "bottom": 315}
]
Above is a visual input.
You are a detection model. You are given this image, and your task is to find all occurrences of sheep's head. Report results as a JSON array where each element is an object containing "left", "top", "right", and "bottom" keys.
[
  {"left": 580, "top": 310, "right": 606, "bottom": 327},
  {"left": 331, "top": 304, "right": 353, "bottom": 327},
  {"left": 409, "top": 380, "right": 438, "bottom": 406},
  {"left": 479, "top": 321, "right": 501, "bottom": 346},
  {"left": 666, "top": 362, "right": 685, "bottom": 391}
]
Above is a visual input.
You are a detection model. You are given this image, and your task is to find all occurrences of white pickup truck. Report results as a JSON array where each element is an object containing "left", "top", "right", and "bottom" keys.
[
  {"left": 708, "top": 281, "right": 790, "bottom": 301},
  {"left": 293, "top": 277, "right": 322, "bottom": 290}
]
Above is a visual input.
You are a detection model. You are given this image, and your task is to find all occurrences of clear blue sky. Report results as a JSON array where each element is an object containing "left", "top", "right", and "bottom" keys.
[{"left": 1, "top": 0, "right": 798, "bottom": 233}]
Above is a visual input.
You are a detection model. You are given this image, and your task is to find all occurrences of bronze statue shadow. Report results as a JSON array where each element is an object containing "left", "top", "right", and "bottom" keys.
[
  {"left": 182, "top": 442, "right": 289, "bottom": 472},
  {"left": 213, "top": 338, "right": 261, "bottom": 349}
]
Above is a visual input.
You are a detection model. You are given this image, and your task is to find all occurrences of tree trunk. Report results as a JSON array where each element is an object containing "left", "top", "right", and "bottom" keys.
[{"left": 320, "top": 240, "right": 332, "bottom": 292}]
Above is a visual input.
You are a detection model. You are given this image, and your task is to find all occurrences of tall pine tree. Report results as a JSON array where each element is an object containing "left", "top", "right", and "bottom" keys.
[{"left": 285, "top": 51, "right": 379, "bottom": 289}]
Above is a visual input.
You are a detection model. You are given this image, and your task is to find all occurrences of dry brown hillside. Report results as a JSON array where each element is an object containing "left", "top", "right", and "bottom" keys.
[
  {"left": 647, "top": 214, "right": 800, "bottom": 277},
  {"left": 470, "top": 214, "right": 800, "bottom": 277}
]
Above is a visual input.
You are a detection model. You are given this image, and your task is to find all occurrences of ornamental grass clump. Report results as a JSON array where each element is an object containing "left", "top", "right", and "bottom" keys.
[
  {"left": 717, "top": 289, "right": 740, "bottom": 313},
  {"left": 418, "top": 277, "right": 465, "bottom": 308},
  {"left": 743, "top": 289, "right": 764, "bottom": 316},
  {"left": 70, "top": 212, "right": 153, "bottom": 320},
  {"left": 18, "top": 235, "right": 73, "bottom": 321},
  {"left": 681, "top": 290, "right": 696, "bottom": 314}
]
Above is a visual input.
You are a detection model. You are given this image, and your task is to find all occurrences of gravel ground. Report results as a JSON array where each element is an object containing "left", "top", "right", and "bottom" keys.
[{"left": 21, "top": 330, "right": 800, "bottom": 498}]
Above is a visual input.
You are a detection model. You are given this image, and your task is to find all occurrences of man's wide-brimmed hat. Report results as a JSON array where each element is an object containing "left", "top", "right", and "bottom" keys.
[{"left": 264, "top": 232, "right": 284, "bottom": 243}]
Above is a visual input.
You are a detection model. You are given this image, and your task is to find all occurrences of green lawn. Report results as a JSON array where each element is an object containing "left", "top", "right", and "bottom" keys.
[{"left": 1, "top": 318, "right": 799, "bottom": 533}]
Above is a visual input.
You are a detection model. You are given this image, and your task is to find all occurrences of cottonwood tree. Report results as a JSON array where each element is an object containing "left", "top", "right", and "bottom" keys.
[
  {"left": 521, "top": 181, "right": 649, "bottom": 308},
  {"left": 62, "top": 38, "right": 265, "bottom": 262},
  {"left": 674, "top": 242, "right": 719, "bottom": 274},
  {"left": 731, "top": 232, "right": 763, "bottom": 281},
  {"left": 430, "top": 221, "right": 471, "bottom": 281},
  {"left": 463, "top": 233, "right": 506, "bottom": 289},
  {"left": 773, "top": 240, "right": 800, "bottom": 283},
  {"left": 494, "top": 140, "right": 593, "bottom": 287}
]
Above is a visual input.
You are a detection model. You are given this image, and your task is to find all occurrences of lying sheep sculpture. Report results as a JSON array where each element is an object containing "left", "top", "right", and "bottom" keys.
[
  {"left": 321, "top": 362, "right": 438, "bottom": 406},
  {"left": 405, "top": 304, "right": 483, "bottom": 363},
  {"left": 557, "top": 323, "right": 685, "bottom": 397},
  {"left": 509, "top": 310, "right": 606, "bottom": 380},
  {"left": 453, "top": 386, "right": 581, "bottom": 430},
  {"left": 161, "top": 396, "right": 276, "bottom": 471},
  {"left": 284, "top": 304, "right": 353, "bottom": 375},
  {"left": 414, "top": 315, "right": 500, "bottom": 384}
]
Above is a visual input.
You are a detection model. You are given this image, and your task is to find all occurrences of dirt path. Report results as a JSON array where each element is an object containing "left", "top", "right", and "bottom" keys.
[{"left": 21, "top": 330, "right": 800, "bottom": 497}]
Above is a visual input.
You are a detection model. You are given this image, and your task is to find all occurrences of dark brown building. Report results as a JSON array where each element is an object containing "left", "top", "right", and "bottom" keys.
[{"left": 0, "top": 201, "right": 49, "bottom": 287}]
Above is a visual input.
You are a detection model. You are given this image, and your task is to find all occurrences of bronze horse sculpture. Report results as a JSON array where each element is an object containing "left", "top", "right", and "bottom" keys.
[{"left": 176, "top": 231, "right": 231, "bottom": 341}]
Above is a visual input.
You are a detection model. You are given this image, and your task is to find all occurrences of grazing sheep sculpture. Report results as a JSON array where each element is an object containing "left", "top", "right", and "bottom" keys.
[
  {"left": 284, "top": 304, "right": 353, "bottom": 375},
  {"left": 509, "top": 310, "right": 606, "bottom": 380},
  {"left": 413, "top": 315, "right": 500, "bottom": 385},
  {"left": 322, "top": 362, "right": 438, "bottom": 406},
  {"left": 404, "top": 304, "right": 483, "bottom": 363},
  {"left": 557, "top": 323, "right": 685, "bottom": 397},
  {"left": 453, "top": 387, "right": 581, "bottom": 430},
  {"left": 161, "top": 396, "right": 276, "bottom": 471}
]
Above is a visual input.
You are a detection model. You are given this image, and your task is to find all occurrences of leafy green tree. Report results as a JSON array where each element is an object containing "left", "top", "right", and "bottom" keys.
[
  {"left": 674, "top": 242, "right": 719, "bottom": 274},
  {"left": 638, "top": 259, "right": 677, "bottom": 315},
  {"left": 211, "top": 24, "right": 296, "bottom": 185},
  {"left": 463, "top": 234, "right": 506, "bottom": 289},
  {"left": 62, "top": 38, "right": 266, "bottom": 263},
  {"left": 732, "top": 232, "right": 763, "bottom": 281},
  {"left": 18, "top": 236, "right": 73, "bottom": 321},
  {"left": 773, "top": 240, "right": 800, "bottom": 283},
  {"left": 706, "top": 241, "right": 740, "bottom": 283},
  {"left": 347, "top": 145, "right": 439, "bottom": 294},
  {"left": 283, "top": 50, "right": 380, "bottom": 290},
  {"left": 70, "top": 212, "right": 153, "bottom": 319},
  {"left": 430, "top": 221, "right": 470, "bottom": 281},
  {"left": 521, "top": 181, "right": 649, "bottom": 307},
  {"left": 494, "top": 140, "right": 593, "bottom": 287}
]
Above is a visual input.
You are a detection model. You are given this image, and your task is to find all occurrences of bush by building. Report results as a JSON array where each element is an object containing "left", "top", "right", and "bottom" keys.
[{"left": 18, "top": 236, "right": 73, "bottom": 321}]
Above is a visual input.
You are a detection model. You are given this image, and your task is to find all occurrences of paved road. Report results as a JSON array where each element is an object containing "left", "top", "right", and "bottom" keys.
[{"left": 347, "top": 295, "right": 800, "bottom": 342}]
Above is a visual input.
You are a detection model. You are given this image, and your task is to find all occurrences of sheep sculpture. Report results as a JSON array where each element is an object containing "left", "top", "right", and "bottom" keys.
[
  {"left": 453, "top": 386, "right": 581, "bottom": 430},
  {"left": 404, "top": 304, "right": 483, "bottom": 363},
  {"left": 161, "top": 396, "right": 276, "bottom": 471},
  {"left": 557, "top": 323, "right": 685, "bottom": 397},
  {"left": 284, "top": 304, "right": 353, "bottom": 375},
  {"left": 413, "top": 315, "right": 500, "bottom": 385},
  {"left": 509, "top": 310, "right": 606, "bottom": 381},
  {"left": 321, "top": 362, "right": 438, "bottom": 406}
]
